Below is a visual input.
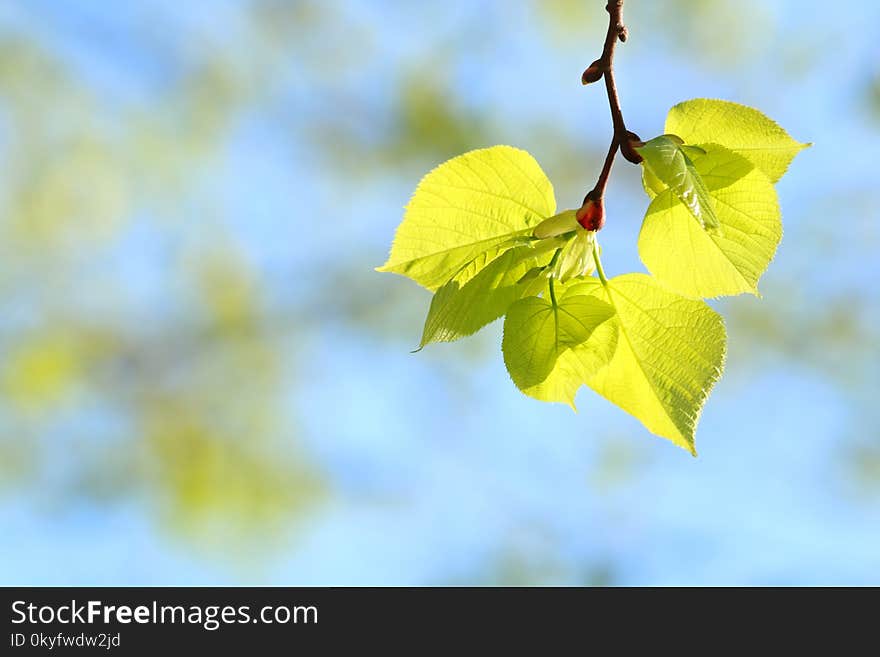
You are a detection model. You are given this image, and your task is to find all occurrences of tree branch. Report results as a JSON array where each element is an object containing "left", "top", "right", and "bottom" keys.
[
  {"left": 577, "top": 0, "right": 641, "bottom": 230},
  {"left": 600, "top": 0, "right": 627, "bottom": 139}
]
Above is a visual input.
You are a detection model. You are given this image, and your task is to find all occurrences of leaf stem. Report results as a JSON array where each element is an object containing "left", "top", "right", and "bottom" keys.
[
  {"left": 548, "top": 276, "right": 560, "bottom": 352},
  {"left": 546, "top": 248, "right": 562, "bottom": 351},
  {"left": 546, "top": 247, "right": 562, "bottom": 309},
  {"left": 592, "top": 240, "right": 608, "bottom": 286}
]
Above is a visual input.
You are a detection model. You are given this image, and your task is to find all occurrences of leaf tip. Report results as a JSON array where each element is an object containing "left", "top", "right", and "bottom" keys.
[{"left": 666, "top": 430, "right": 698, "bottom": 456}]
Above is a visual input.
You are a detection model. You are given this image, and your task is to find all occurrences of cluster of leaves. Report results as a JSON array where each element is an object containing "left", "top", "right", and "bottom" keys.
[{"left": 378, "top": 99, "right": 807, "bottom": 453}]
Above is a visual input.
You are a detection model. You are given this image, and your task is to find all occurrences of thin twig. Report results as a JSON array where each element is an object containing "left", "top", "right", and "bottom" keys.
[
  {"left": 582, "top": 0, "right": 639, "bottom": 217},
  {"left": 593, "top": 134, "right": 618, "bottom": 199},
  {"left": 600, "top": 0, "right": 627, "bottom": 138}
]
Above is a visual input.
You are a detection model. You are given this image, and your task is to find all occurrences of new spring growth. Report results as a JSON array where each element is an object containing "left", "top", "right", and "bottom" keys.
[
  {"left": 620, "top": 130, "right": 644, "bottom": 164},
  {"left": 576, "top": 191, "right": 604, "bottom": 231},
  {"left": 533, "top": 210, "right": 579, "bottom": 239},
  {"left": 581, "top": 59, "right": 604, "bottom": 85}
]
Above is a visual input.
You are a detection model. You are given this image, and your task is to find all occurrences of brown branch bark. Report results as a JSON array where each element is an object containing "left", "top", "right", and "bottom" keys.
[{"left": 577, "top": 0, "right": 641, "bottom": 230}]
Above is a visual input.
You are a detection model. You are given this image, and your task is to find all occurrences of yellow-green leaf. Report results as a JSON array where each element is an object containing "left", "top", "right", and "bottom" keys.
[
  {"left": 533, "top": 209, "right": 579, "bottom": 239},
  {"left": 641, "top": 164, "right": 666, "bottom": 199},
  {"left": 637, "top": 135, "right": 719, "bottom": 231},
  {"left": 551, "top": 227, "right": 596, "bottom": 283},
  {"left": 586, "top": 274, "right": 726, "bottom": 454},
  {"left": 665, "top": 98, "right": 809, "bottom": 183},
  {"left": 504, "top": 276, "right": 616, "bottom": 408},
  {"left": 503, "top": 292, "right": 615, "bottom": 404},
  {"left": 420, "top": 240, "right": 561, "bottom": 347},
  {"left": 639, "top": 144, "right": 781, "bottom": 298},
  {"left": 377, "top": 145, "right": 556, "bottom": 290},
  {"left": 516, "top": 328, "right": 618, "bottom": 407}
]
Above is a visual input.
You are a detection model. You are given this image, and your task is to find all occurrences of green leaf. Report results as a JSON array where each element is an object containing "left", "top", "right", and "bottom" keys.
[
  {"left": 639, "top": 144, "right": 781, "bottom": 298},
  {"left": 513, "top": 276, "right": 619, "bottom": 408},
  {"left": 419, "top": 240, "right": 562, "bottom": 347},
  {"left": 503, "top": 292, "right": 615, "bottom": 403},
  {"left": 641, "top": 164, "right": 666, "bottom": 199},
  {"left": 637, "top": 134, "right": 719, "bottom": 231},
  {"left": 586, "top": 274, "right": 726, "bottom": 454},
  {"left": 665, "top": 98, "right": 810, "bottom": 183},
  {"left": 533, "top": 209, "right": 579, "bottom": 239},
  {"left": 377, "top": 145, "right": 557, "bottom": 290},
  {"left": 551, "top": 228, "right": 596, "bottom": 283}
]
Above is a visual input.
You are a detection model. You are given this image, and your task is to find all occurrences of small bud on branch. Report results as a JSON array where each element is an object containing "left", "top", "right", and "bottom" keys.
[
  {"left": 581, "top": 0, "right": 638, "bottom": 226},
  {"left": 620, "top": 130, "right": 644, "bottom": 164},
  {"left": 581, "top": 59, "right": 604, "bottom": 85},
  {"left": 576, "top": 192, "right": 605, "bottom": 232}
]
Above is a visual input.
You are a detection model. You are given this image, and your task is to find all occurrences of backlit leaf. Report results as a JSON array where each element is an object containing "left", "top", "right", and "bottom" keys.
[
  {"left": 639, "top": 144, "right": 781, "bottom": 298},
  {"left": 512, "top": 276, "right": 619, "bottom": 408},
  {"left": 377, "top": 145, "right": 556, "bottom": 290},
  {"left": 586, "top": 274, "right": 726, "bottom": 454},
  {"left": 665, "top": 98, "right": 809, "bottom": 183},
  {"left": 419, "top": 240, "right": 562, "bottom": 347},
  {"left": 503, "top": 292, "right": 615, "bottom": 403},
  {"left": 637, "top": 134, "right": 719, "bottom": 231}
]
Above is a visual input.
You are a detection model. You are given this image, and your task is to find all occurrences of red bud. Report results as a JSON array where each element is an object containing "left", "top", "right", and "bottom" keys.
[{"left": 576, "top": 196, "right": 605, "bottom": 231}]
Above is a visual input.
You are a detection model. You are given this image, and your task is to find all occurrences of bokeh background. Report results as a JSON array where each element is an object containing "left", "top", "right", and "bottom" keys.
[{"left": 0, "top": 0, "right": 878, "bottom": 585}]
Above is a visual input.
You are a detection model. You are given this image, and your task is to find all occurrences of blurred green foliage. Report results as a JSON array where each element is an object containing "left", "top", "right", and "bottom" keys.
[{"left": 0, "top": 14, "right": 328, "bottom": 553}]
